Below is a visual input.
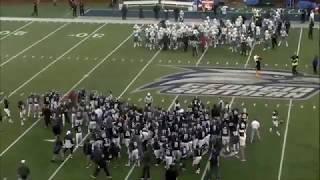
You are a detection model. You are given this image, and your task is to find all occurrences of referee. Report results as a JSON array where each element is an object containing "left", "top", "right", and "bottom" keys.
[{"left": 291, "top": 53, "right": 299, "bottom": 75}]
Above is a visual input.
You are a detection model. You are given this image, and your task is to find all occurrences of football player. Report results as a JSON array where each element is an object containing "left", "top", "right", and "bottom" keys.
[
  {"left": 269, "top": 110, "right": 281, "bottom": 136},
  {"left": 63, "top": 130, "right": 74, "bottom": 158},
  {"left": 18, "top": 100, "right": 27, "bottom": 126},
  {"left": 192, "top": 145, "right": 202, "bottom": 174},
  {"left": 278, "top": 28, "right": 288, "bottom": 47},
  {"left": 27, "top": 93, "right": 34, "bottom": 118},
  {"left": 3, "top": 97, "right": 13, "bottom": 123},
  {"left": 144, "top": 92, "right": 153, "bottom": 107},
  {"left": 33, "top": 93, "right": 41, "bottom": 119}
]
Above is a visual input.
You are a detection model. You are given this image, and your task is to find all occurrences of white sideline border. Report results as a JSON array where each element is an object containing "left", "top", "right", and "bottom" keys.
[{"left": 0, "top": 17, "right": 317, "bottom": 27}]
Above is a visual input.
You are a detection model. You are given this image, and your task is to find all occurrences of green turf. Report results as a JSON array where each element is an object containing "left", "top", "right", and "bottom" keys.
[{"left": 0, "top": 19, "right": 319, "bottom": 180}]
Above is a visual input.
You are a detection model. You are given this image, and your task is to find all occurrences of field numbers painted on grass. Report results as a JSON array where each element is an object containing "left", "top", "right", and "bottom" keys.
[
  {"left": 68, "top": 33, "right": 104, "bottom": 39},
  {"left": 0, "top": 30, "right": 27, "bottom": 36}
]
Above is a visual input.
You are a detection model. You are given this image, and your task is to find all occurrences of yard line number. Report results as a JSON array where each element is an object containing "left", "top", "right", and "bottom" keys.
[
  {"left": 0, "top": 30, "right": 27, "bottom": 36},
  {"left": 68, "top": 33, "right": 104, "bottom": 38}
]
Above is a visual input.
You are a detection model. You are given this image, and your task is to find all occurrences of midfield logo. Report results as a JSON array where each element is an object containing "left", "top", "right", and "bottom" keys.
[{"left": 136, "top": 67, "right": 320, "bottom": 100}]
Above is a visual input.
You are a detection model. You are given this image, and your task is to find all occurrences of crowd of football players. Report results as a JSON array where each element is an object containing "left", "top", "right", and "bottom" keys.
[
  {"left": 1, "top": 89, "right": 282, "bottom": 179},
  {"left": 132, "top": 8, "right": 291, "bottom": 57}
]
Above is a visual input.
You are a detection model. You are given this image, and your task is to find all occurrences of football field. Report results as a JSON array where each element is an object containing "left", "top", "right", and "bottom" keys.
[{"left": 0, "top": 18, "right": 319, "bottom": 180}]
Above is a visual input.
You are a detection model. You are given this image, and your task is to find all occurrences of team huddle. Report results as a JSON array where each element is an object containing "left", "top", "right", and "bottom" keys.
[
  {"left": 2, "top": 89, "right": 284, "bottom": 179},
  {"left": 132, "top": 8, "right": 291, "bottom": 57}
]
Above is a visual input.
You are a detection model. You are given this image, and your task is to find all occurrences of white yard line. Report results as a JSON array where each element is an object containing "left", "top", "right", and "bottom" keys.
[
  {"left": 0, "top": 21, "right": 33, "bottom": 40},
  {"left": 0, "top": 24, "right": 107, "bottom": 157},
  {"left": 195, "top": 48, "right": 209, "bottom": 66},
  {"left": 277, "top": 27, "right": 302, "bottom": 180},
  {"left": 277, "top": 99, "right": 293, "bottom": 180},
  {"left": 296, "top": 28, "right": 303, "bottom": 55},
  {"left": 118, "top": 49, "right": 161, "bottom": 98},
  {"left": 0, "top": 23, "right": 69, "bottom": 67},
  {"left": 124, "top": 164, "right": 136, "bottom": 180},
  {"left": 244, "top": 43, "right": 256, "bottom": 68}
]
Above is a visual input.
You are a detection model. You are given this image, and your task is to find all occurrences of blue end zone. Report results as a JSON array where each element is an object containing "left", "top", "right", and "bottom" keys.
[{"left": 84, "top": 8, "right": 320, "bottom": 21}]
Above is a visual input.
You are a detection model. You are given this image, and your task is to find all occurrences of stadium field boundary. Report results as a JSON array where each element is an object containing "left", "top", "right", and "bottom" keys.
[
  {"left": 0, "top": 21, "right": 33, "bottom": 40},
  {"left": 277, "top": 27, "right": 303, "bottom": 180},
  {"left": 0, "top": 24, "right": 107, "bottom": 157},
  {"left": 49, "top": 43, "right": 160, "bottom": 180},
  {"left": 0, "top": 17, "right": 318, "bottom": 28},
  {"left": 0, "top": 23, "right": 70, "bottom": 67}
]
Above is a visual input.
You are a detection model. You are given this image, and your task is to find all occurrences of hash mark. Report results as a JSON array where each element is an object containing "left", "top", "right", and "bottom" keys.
[
  {"left": 253, "top": 103, "right": 256, "bottom": 107},
  {"left": 20, "top": 92, "right": 24, "bottom": 96},
  {"left": 140, "top": 59, "right": 144, "bottom": 62},
  {"left": 226, "top": 62, "right": 229, "bottom": 65},
  {"left": 0, "top": 92, "right": 4, "bottom": 95},
  {"left": 168, "top": 60, "right": 172, "bottom": 63},
  {"left": 265, "top": 64, "right": 268, "bottom": 66},
  {"left": 285, "top": 64, "right": 288, "bottom": 67},
  {"left": 313, "top": 105, "right": 316, "bottom": 109},
  {"left": 85, "top": 57, "right": 89, "bottom": 60},
  {"left": 276, "top": 104, "right": 280, "bottom": 108},
  {"left": 188, "top": 61, "right": 191, "bottom": 64},
  {"left": 159, "top": 59, "right": 162, "bottom": 63},
  {"left": 5, "top": 54, "right": 9, "bottom": 58},
  {"left": 41, "top": 56, "right": 45, "bottom": 59},
  {"left": 206, "top": 101, "right": 210, "bottom": 104},
  {"left": 49, "top": 56, "right": 53, "bottom": 59},
  {"left": 94, "top": 57, "right": 98, "bottom": 60},
  {"left": 300, "top": 105, "right": 304, "bottom": 109},
  {"left": 178, "top": 60, "right": 181, "bottom": 63},
  {"left": 275, "top": 64, "right": 278, "bottom": 67},
  {"left": 23, "top": 55, "right": 27, "bottom": 58},
  {"left": 305, "top": 65, "right": 308, "bottom": 68},
  {"left": 236, "top": 62, "right": 239, "bottom": 65},
  {"left": 161, "top": 99, "right": 165, "bottom": 102},
  {"left": 241, "top": 102, "right": 245, "bottom": 106},
  {"left": 127, "top": 98, "right": 131, "bottom": 101},
  {"left": 265, "top": 104, "right": 268, "bottom": 107},
  {"left": 216, "top": 62, "right": 219, "bottom": 65},
  {"left": 32, "top": 56, "right": 35, "bottom": 58},
  {"left": 138, "top": 98, "right": 142, "bottom": 102},
  {"left": 184, "top": 100, "right": 187, "bottom": 104},
  {"left": 207, "top": 62, "right": 210, "bottom": 64}
]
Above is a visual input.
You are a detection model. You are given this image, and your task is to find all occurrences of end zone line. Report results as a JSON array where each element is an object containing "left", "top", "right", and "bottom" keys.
[
  {"left": 277, "top": 99, "right": 293, "bottom": 180},
  {"left": 0, "top": 24, "right": 107, "bottom": 157},
  {"left": 0, "top": 21, "right": 33, "bottom": 40},
  {"left": 0, "top": 23, "right": 69, "bottom": 67}
]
